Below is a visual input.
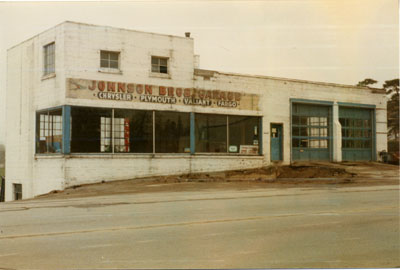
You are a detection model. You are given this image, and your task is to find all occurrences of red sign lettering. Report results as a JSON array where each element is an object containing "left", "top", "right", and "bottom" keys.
[
  {"left": 118, "top": 83, "right": 126, "bottom": 93},
  {"left": 98, "top": 81, "right": 105, "bottom": 92}
]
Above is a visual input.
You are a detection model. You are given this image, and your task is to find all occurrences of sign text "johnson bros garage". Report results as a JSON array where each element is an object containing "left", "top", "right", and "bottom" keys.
[{"left": 67, "top": 78, "right": 260, "bottom": 111}]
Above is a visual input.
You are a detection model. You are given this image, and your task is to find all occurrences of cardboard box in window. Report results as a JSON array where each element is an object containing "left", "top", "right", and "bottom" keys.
[{"left": 239, "top": 145, "right": 259, "bottom": 155}]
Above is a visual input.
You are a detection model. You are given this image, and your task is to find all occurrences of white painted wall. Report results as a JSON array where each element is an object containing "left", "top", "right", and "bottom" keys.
[
  {"left": 5, "top": 23, "right": 67, "bottom": 201},
  {"left": 5, "top": 21, "right": 387, "bottom": 201},
  {"left": 194, "top": 71, "right": 387, "bottom": 164},
  {"left": 62, "top": 155, "right": 264, "bottom": 188}
]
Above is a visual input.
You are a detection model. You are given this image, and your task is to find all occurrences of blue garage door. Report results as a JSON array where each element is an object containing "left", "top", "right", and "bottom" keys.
[
  {"left": 339, "top": 107, "right": 373, "bottom": 161},
  {"left": 292, "top": 103, "right": 332, "bottom": 161}
]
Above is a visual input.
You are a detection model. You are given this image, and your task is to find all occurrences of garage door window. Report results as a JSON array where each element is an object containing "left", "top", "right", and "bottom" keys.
[{"left": 340, "top": 117, "right": 372, "bottom": 149}]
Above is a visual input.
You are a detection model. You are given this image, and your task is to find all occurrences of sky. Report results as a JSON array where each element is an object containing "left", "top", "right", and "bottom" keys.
[{"left": 0, "top": 0, "right": 398, "bottom": 145}]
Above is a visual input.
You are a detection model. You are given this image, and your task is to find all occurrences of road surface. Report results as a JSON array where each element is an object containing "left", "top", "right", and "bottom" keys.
[{"left": 0, "top": 184, "right": 399, "bottom": 269}]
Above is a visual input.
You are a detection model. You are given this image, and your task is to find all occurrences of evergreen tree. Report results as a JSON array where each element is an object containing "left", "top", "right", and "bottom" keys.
[
  {"left": 384, "top": 79, "right": 399, "bottom": 140},
  {"left": 357, "top": 78, "right": 378, "bottom": 87}
]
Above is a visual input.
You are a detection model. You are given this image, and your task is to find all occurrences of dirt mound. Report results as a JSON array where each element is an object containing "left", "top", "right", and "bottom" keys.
[{"left": 173, "top": 165, "right": 352, "bottom": 183}]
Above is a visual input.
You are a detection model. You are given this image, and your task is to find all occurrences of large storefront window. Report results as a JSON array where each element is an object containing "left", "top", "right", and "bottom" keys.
[
  {"left": 36, "top": 109, "right": 63, "bottom": 153},
  {"left": 155, "top": 111, "right": 190, "bottom": 153},
  {"left": 195, "top": 114, "right": 227, "bottom": 153},
  {"left": 37, "top": 106, "right": 262, "bottom": 155},
  {"left": 114, "top": 110, "right": 153, "bottom": 153},
  {"left": 229, "top": 116, "right": 260, "bottom": 154},
  {"left": 71, "top": 107, "right": 112, "bottom": 153}
]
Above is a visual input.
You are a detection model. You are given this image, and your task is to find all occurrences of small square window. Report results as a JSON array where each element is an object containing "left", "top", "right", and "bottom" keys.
[
  {"left": 151, "top": 56, "right": 168, "bottom": 74},
  {"left": 100, "top": 51, "right": 120, "bottom": 69},
  {"left": 43, "top": 42, "right": 55, "bottom": 76}
]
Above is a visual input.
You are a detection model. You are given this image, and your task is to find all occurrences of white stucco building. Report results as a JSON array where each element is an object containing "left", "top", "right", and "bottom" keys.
[{"left": 5, "top": 21, "right": 387, "bottom": 201}]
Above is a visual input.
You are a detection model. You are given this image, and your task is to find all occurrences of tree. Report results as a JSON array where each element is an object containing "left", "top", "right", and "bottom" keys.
[
  {"left": 384, "top": 79, "right": 399, "bottom": 141},
  {"left": 357, "top": 78, "right": 378, "bottom": 87}
]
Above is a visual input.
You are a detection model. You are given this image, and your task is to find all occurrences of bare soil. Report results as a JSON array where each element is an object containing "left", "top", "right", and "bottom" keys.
[{"left": 38, "top": 162, "right": 399, "bottom": 200}]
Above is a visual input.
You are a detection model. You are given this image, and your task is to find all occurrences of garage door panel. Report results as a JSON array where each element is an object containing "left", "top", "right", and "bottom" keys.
[
  {"left": 292, "top": 103, "right": 332, "bottom": 161},
  {"left": 339, "top": 107, "right": 373, "bottom": 161}
]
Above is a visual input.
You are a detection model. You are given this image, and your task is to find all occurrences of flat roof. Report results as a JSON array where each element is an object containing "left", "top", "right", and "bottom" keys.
[
  {"left": 194, "top": 69, "right": 385, "bottom": 93},
  {"left": 8, "top": 20, "right": 192, "bottom": 51}
]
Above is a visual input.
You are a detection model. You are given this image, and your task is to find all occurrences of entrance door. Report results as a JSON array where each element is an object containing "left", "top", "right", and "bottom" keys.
[{"left": 271, "top": 124, "right": 283, "bottom": 161}]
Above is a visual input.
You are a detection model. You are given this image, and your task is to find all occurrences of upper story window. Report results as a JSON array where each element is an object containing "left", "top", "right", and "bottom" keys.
[
  {"left": 100, "top": 51, "right": 120, "bottom": 69},
  {"left": 151, "top": 56, "right": 168, "bottom": 74},
  {"left": 43, "top": 42, "right": 55, "bottom": 76}
]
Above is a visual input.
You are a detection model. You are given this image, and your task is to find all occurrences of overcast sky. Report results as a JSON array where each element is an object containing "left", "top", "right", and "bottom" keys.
[{"left": 0, "top": 0, "right": 398, "bottom": 145}]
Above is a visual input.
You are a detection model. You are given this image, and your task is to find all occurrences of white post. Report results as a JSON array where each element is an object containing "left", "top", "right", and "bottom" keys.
[{"left": 332, "top": 102, "right": 342, "bottom": 162}]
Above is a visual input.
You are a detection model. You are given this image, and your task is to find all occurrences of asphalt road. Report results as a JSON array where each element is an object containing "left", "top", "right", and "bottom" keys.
[{"left": 0, "top": 185, "right": 399, "bottom": 269}]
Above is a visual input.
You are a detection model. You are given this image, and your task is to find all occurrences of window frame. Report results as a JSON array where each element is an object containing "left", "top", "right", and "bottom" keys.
[
  {"left": 151, "top": 56, "right": 169, "bottom": 74},
  {"left": 38, "top": 105, "right": 263, "bottom": 157},
  {"left": 43, "top": 42, "right": 55, "bottom": 76},
  {"left": 35, "top": 108, "right": 63, "bottom": 154},
  {"left": 99, "top": 50, "right": 121, "bottom": 71}
]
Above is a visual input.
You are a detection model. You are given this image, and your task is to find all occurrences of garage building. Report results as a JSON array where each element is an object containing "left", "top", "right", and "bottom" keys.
[{"left": 5, "top": 21, "right": 387, "bottom": 201}]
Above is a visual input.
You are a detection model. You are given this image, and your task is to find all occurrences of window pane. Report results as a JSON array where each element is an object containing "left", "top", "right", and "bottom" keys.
[
  {"left": 320, "top": 117, "right": 328, "bottom": 126},
  {"left": 101, "top": 60, "right": 109, "bottom": 68},
  {"left": 229, "top": 116, "right": 260, "bottom": 154},
  {"left": 155, "top": 111, "right": 190, "bottom": 153},
  {"left": 109, "top": 52, "right": 119, "bottom": 61},
  {"left": 364, "top": 140, "right": 371, "bottom": 148},
  {"left": 292, "top": 126, "right": 300, "bottom": 136},
  {"left": 151, "top": 57, "right": 158, "bottom": 64},
  {"left": 100, "top": 51, "right": 108, "bottom": 60},
  {"left": 36, "top": 109, "right": 62, "bottom": 154},
  {"left": 160, "top": 66, "right": 168, "bottom": 74},
  {"left": 342, "top": 129, "right": 347, "bottom": 138},
  {"left": 345, "top": 140, "right": 353, "bottom": 148},
  {"left": 300, "top": 139, "right": 308, "bottom": 148},
  {"left": 292, "top": 115, "right": 299, "bottom": 125},
  {"left": 151, "top": 65, "right": 159, "bottom": 73},
  {"left": 300, "top": 127, "right": 308, "bottom": 136},
  {"left": 114, "top": 109, "right": 153, "bottom": 153},
  {"left": 109, "top": 60, "right": 118, "bottom": 69},
  {"left": 354, "top": 140, "right": 362, "bottom": 148},
  {"left": 308, "top": 117, "right": 319, "bottom": 126},
  {"left": 309, "top": 139, "right": 319, "bottom": 148},
  {"left": 195, "top": 114, "right": 227, "bottom": 153},
  {"left": 320, "top": 139, "right": 328, "bottom": 148},
  {"left": 310, "top": 127, "right": 319, "bottom": 136},
  {"left": 71, "top": 107, "right": 112, "bottom": 153},
  {"left": 160, "top": 58, "right": 167, "bottom": 66},
  {"left": 320, "top": 128, "right": 328, "bottom": 137},
  {"left": 300, "top": 116, "right": 307, "bottom": 125},
  {"left": 292, "top": 138, "right": 300, "bottom": 147}
]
